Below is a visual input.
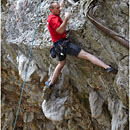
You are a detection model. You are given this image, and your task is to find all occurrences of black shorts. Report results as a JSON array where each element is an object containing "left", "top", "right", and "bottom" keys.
[{"left": 53, "top": 38, "right": 81, "bottom": 61}]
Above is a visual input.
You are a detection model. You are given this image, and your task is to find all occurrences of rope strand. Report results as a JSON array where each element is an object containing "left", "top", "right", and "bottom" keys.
[{"left": 13, "top": 0, "right": 42, "bottom": 129}]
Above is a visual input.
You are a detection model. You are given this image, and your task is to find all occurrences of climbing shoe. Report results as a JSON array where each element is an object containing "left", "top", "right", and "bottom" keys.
[
  {"left": 45, "top": 81, "right": 53, "bottom": 88},
  {"left": 105, "top": 66, "right": 117, "bottom": 73}
]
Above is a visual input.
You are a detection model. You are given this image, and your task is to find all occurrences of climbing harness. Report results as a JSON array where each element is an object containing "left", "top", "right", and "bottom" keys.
[
  {"left": 50, "top": 39, "right": 69, "bottom": 58},
  {"left": 50, "top": 46, "right": 56, "bottom": 58},
  {"left": 13, "top": 0, "right": 42, "bottom": 130}
]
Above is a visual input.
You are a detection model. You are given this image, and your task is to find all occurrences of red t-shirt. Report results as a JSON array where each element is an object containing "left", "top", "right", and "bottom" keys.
[{"left": 47, "top": 14, "right": 66, "bottom": 43}]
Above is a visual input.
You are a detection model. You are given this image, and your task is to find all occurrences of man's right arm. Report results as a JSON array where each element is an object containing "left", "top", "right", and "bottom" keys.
[{"left": 56, "top": 12, "right": 70, "bottom": 34}]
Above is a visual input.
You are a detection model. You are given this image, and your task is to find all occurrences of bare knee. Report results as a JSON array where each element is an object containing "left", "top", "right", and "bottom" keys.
[
  {"left": 78, "top": 49, "right": 90, "bottom": 59},
  {"left": 58, "top": 61, "right": 66, "bottom": 69}
]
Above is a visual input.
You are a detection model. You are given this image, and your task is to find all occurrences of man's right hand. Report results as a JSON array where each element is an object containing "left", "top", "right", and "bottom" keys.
[
  {"left": 65, "top": 12, "right": 70, "bottom": 20},
  {"left": 56, "top": 12, "right": 70, "bottom": 34}
]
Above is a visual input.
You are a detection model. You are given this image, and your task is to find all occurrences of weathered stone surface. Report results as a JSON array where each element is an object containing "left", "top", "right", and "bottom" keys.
[
  {"left": 17, "top": 54, "right": 38, "bottom": 81},
  {"left": 42, "top": 97, "right": 67, "bottom": 121},
  {"left": 114, "top": 56, "right": 129, "bottom": 107},
  {"left": 1, "top": 0, "right": 129, "bottom": 130},
  {"left": 89, "top": 90, "right": 111, "bottom": 129},
  {"left": 108, "top": 96, "right": 128, "bottom": 130}
]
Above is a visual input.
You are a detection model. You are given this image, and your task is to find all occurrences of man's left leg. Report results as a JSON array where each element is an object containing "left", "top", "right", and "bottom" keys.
[
  {"left": 77, "top": 49, "right": 110, "bottom": 69},
  {"left": 66, "top": 42, "right": 116, "bottom": 72}
]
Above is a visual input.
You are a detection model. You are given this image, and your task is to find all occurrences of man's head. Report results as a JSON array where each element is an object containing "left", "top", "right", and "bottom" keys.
[{"left": 49, "top": 1, "right": 61, "bottom": 16}]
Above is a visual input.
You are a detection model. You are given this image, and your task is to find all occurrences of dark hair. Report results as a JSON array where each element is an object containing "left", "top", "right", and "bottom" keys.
[{"left": 49, "top": 1, "right": 58, "bottom": 9}]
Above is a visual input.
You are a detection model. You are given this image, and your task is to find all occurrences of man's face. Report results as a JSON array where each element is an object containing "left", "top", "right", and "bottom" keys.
[{"left": 50, "top": 3, "right": 61, "bottom": 16}]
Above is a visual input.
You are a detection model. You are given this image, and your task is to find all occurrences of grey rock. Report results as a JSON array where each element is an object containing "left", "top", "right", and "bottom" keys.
[{"left": 1, "top": 0, "right": 129, "bottom": 129}]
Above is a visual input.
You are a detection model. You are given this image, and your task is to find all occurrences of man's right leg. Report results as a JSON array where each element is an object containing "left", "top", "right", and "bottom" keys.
[{"left": 49, "top": 60, "right": 66, "bottom": 85}]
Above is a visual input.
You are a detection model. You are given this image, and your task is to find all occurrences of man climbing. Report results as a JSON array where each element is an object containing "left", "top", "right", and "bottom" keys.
[{"left": 45, "top": 0, "right": 116, "bottom": 87}]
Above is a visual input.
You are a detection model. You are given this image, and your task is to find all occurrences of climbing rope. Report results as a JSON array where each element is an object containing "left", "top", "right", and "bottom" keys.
[{"left": 13, "top": 0, "right": 42, "bottom": 130}]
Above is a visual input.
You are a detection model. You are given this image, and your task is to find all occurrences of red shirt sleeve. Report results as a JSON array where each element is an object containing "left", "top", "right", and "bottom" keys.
[{"left": 49, "top": 17, "right": 61, "bottom": 31}]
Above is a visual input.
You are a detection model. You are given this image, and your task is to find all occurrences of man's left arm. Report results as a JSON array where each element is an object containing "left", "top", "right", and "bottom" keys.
[{"left": 60, "top": 0, "right": 65, "bottom": 10}]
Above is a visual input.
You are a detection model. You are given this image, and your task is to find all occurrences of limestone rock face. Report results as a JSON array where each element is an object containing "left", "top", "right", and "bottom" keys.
[{"left": 2, "top": 0, "right": 129, "bottom": 130}]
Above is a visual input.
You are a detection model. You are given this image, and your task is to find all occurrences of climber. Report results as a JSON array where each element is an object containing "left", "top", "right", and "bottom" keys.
[{"left": 45, "top": 0, "right": 117, "bottom": 88}]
